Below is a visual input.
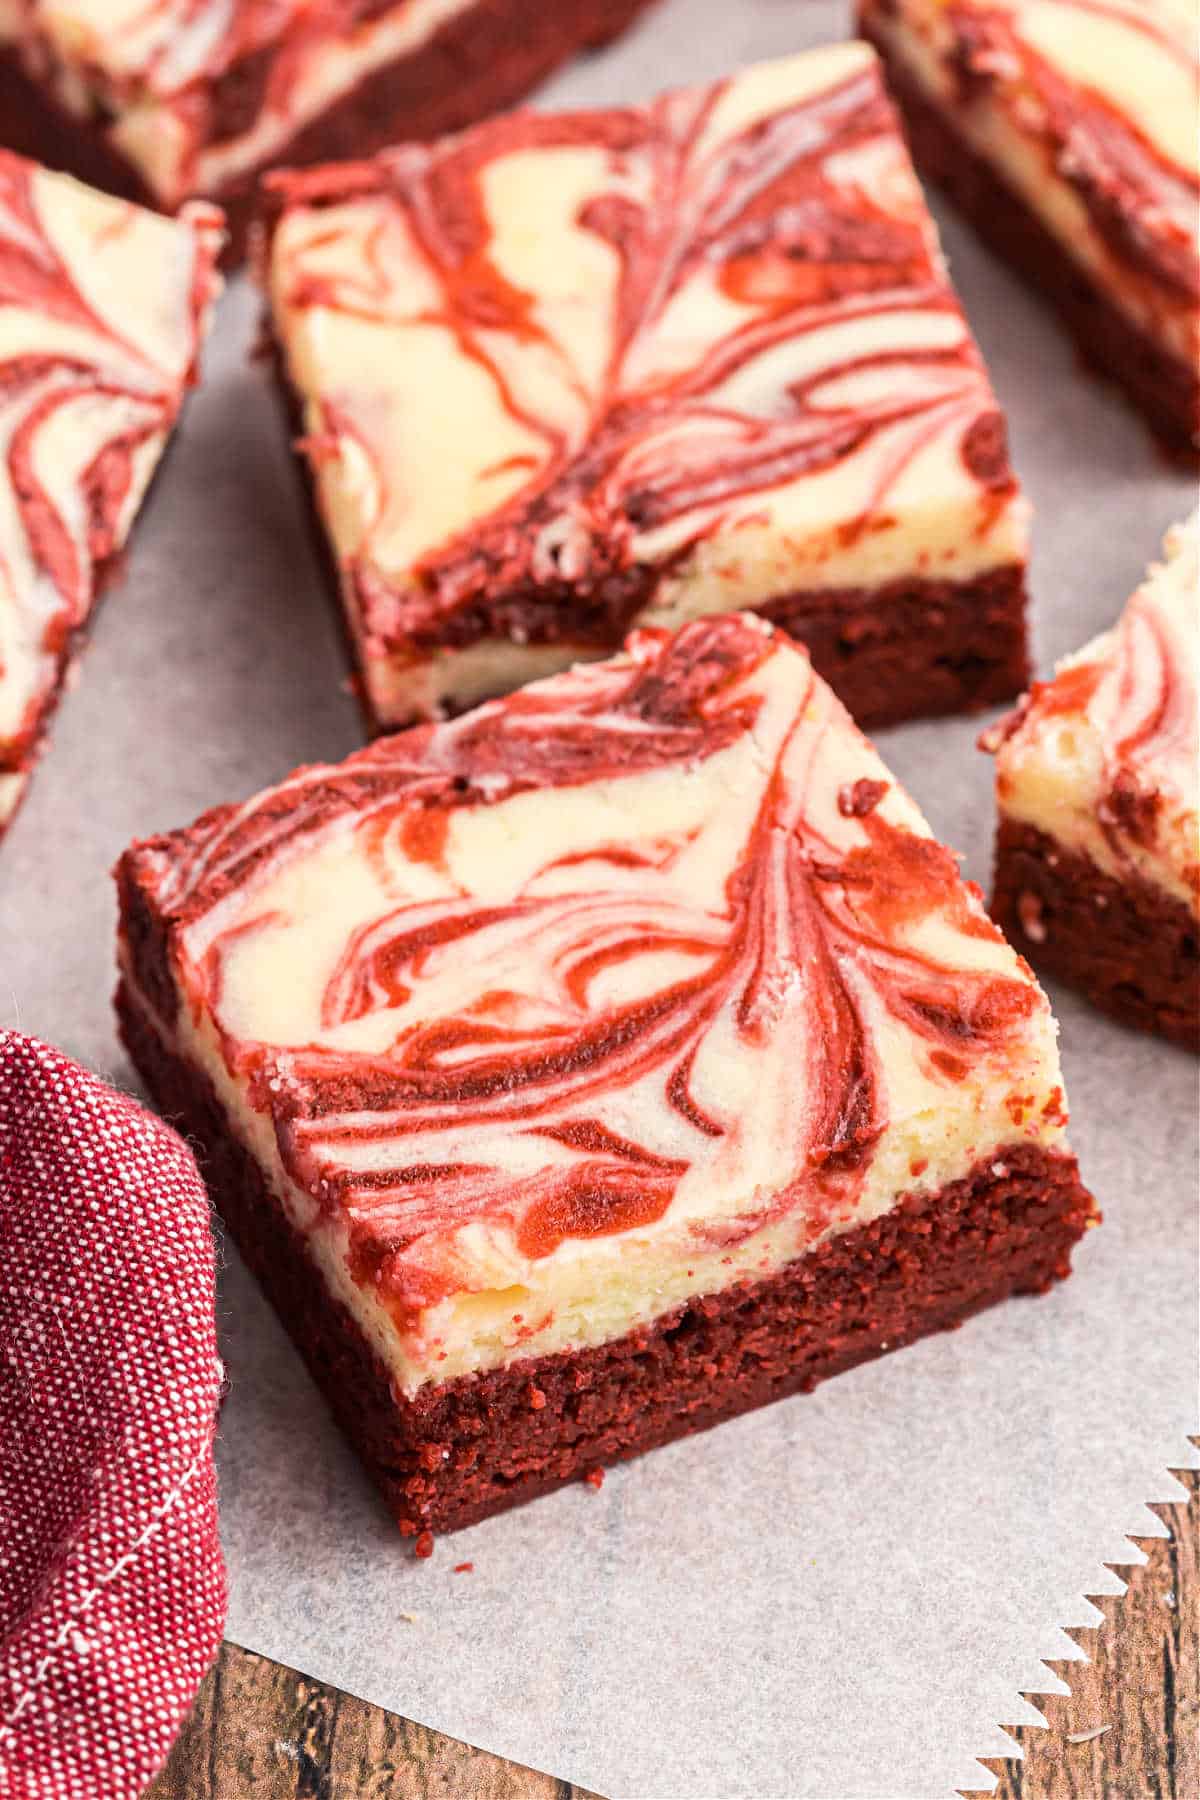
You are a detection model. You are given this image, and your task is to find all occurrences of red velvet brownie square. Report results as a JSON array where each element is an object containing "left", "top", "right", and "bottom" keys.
[
  {"left": 261, "top": 43, "right": 1031, "bottom": 733},
  {"left": 861, "top": 0, "right": 1200, "bottom": 456},
  {"left": 116, "top": 613, "right": 1095, "bottom": 1541},
  {"left": 987, "top": 517, "right": 1199, "bottom": 1049},
  {"left": 0, "top": 150, "right": 222, "bottom": 838},
  {"left": 0, "top": 0, "right": 658, "bottom": 263}
]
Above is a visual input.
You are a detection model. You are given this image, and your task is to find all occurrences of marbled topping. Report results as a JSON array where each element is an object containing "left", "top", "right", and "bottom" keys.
[
  {"left": 0, "top": 150, "right": 222, "bottom": 778},
  {"left": 0, "top": 0, "right": 478, "bottom": 205},
  {"left": 2, "top": 0, "right": 341, "bottom": 96},
  {"left": 1, "top": 0, "right": 309, "bottom": 94},
  {"left": 950, "top": 0, "right": 1197, "bottom": 286},
  {"left": 861, "top": 0, "right": 1199, "bottom": 355},
  {"left": 124, "top": 615, "right": 1068, "bottom": 1388},
  {"left": 265, "top": 44, "right": 1029, "bottom": 723},
  {"left": 990, "top": 515, "right": 1200, "bottom": 912}
]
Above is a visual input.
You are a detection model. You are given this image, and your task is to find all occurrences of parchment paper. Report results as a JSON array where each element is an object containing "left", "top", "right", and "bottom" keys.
[{"left": 1, "top": 3, "right": 1196, "bottom": 1794}]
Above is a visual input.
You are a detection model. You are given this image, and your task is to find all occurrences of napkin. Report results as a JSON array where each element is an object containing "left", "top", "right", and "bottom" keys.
[{"left": 0, "top": 1031, "right": 226, "bottom": 1800}]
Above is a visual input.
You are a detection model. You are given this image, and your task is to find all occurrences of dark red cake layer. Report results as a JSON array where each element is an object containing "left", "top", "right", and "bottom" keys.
[
  {"left": 863, "top": 23, "right": 1200, "bottom": 460},
  {"left": 758, "top": 563, "right": 1029, "bottom": 729},
  {"left": 270, "top": 324, "right": 1028, "bottom": 733},
  {"left": 0, "top": 53, "right": 151, "bottom": 210},
  {"left": 117, "top": 979, "right": 1097, "bottom": 1540},
  {"left": 0, "top": 0, "right": 654, "bottom": 265},
  {"left": 992, "top": 819, "right": 1200, "bottom": 1051}
]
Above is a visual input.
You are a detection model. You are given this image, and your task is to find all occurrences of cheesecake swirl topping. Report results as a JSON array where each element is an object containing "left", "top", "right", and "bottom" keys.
[
  {"left": 992, "top": 514, "right": 1199, "bottom": 908},
  {"left": 0, "top": 151, "right": 222, "bottom": 773},
  {"left": 943, "top": 0, "right": 1199, "bottom": 297},
  {"left": 137, "top": 617, "right": 1059, "bottom": 1348},
  {"left": 2, "top": 0, "right": 351, "bottom": 97},
  {"left": 267, "top": 44, "right": 1024, "bottom": 668},
  {"left": 0, "top": 0, "right": 479, "bottom": 205}
]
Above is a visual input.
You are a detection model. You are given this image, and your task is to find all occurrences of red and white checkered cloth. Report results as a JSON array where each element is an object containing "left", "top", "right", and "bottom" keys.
[{"left": 0, "top": 1031, "right": 226, "bottom": 1800}]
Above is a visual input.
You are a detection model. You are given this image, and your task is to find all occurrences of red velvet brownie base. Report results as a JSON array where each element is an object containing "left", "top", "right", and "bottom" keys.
[
  {"left": 760, "top": 563, "right": 1028, "bottom": 728},
  {"left": 371, "top": 569, "right": 1030, "bottom": 733},
  {"left": 863, "top": 24, "right": 1200, "bottom": 461},
  {"left": 0, "top": 0, "right": 654, "bottom": 266},
  {"left": 993, "top": 820, "right": 1200, "bottom": 1050},
  {"left": 380, "top": 564, "right": 1029, "bottom": 734},
  {"left": 271, "top": 341, "right": 1028, "bottom": 732},
  {"left": 117, "top": 980, "right": 1097, "bottom": 1540},
  {"left": 0, "top": 52, "right": 153, "bottom": 210}
]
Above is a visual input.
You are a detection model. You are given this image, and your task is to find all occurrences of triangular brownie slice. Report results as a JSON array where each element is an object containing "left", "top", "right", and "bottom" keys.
[
  {"left": 0, "top": 150, "right": 222, "bottom": 836},
  {"left": 988, "top": 516, "right": 1198, "bottom": 1047}
]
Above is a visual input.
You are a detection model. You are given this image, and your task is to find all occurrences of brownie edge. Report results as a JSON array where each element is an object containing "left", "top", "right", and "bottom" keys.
[
  {"left": 117, "top": 979, "right": 1098, "bottom": 1540},
  {"left": 993, "top": 820, "right": 1200, "bottom": 1050},
  {"left": 268, "top": 321, "right": 1029, "bottom": 734},
  {"left": 862, "top": 17, "right": 1200, "bottom": 459}
]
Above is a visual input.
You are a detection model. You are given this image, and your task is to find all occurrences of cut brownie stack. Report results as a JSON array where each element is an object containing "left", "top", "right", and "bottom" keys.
[
  {"left": 860, "top": 0, "right": 1200, "bottom": 456},
  {"left": 0, "top": 0, "right": 659, "bottom": 260},
  {"left": 0, "top": 149, "right": 222, "bottom": 836},
  {"left": 116, "top": 614, "right": 1097, "bottom": 1539},
  {"left": 261, "top": 44, "right": 1033, "bottom": 731},
  {"left": 988, "top": 518, "right": 1199, "bottom": 1050}
]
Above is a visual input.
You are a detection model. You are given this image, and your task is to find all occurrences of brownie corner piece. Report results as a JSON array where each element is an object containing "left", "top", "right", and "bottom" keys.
[
  {"left": 0, "top": 148, "right": 222, "bottom": 839},
  {"left": 116, "top": 614, "right": 1094, "bottom": 1539},
  {"left": 261, "top": 41, "right": 1030, "bottom": 735},
  {"left": 987, "top": 515, "right": 1200, "bottom": 1049},
  {"left": 860, "top": 0, "right": 1200, "bottom": 457}
]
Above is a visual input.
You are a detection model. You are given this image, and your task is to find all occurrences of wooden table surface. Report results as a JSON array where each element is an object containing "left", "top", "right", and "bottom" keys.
[{"left": 149, "top": 1459, "right": 1197, "bottom": 1800}]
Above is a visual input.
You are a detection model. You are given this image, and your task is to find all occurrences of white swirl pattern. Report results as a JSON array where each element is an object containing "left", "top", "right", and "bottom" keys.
[
  {"left": 0, "top": 150, "right": 222, "bottom": 825},
  {"left": 122, "top": 616, "right": 1071, "bottom": 1388},
  {"left": 266, "top": 44, "right": 1030, "bottom": 725},
  {"left": 994, "top": 514, "right": 1200, "bottom": 910}
]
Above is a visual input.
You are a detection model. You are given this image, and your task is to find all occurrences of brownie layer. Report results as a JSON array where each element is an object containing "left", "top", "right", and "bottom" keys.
[
  {"left": 864, "top": 23, "right": 1200, "bottom": 460},
  {"left": 0, "top": 0, "right": 653, "bottom": 265},
  {"left": 993, "top": 820, "right": 1199, "bottom": 1050},
  {"left": 759, "top": 564, "right": 1028, "bottom": 729},
  {"left": 272, "top": 335, "right": 1028, "bottom": 732},
  {"left": 0, "top": 52, "right": 151, "bottom": 208},
  {"left": 118, "top": 980, "right": 1096, "bottom": 1539}
]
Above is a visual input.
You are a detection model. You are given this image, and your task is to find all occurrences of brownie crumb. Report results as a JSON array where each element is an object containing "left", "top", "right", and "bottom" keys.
[
  {"left": 414, "top": 1529, "right": 435, "bottom": 1559},
  {"left": 838, "top": 777, "right": 889, "bottom": 817}
]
